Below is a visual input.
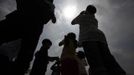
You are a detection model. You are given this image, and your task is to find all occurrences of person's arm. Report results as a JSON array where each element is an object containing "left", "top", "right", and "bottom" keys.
[
  {"left": 50, "top": 61, "right": 59, "bottom": 70},
  {"left": 48, "top": 56, "right": 59, "bottom": 62},
  {"left": 50, "top": 4, "right": 56, "bottom": 23},
  {"left": 59, "top": 39, "right": 64, "bottom": 46},
  {"left": 71, "top": 15, "right": 80, "bottom": 25},
  {"left": 44, "top": 0, "right": 56, "bottom": 23},
  {"left": 51, "top": 13, "right": 56, "bottom": 23},
  {"left": 71, "top": 11, "right": 85, "bottom": 25}
]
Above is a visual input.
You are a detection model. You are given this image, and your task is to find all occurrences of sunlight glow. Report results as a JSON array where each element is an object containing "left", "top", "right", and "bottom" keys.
[{"left": 63, "top": 5, "right": 77, "bottom": 19}]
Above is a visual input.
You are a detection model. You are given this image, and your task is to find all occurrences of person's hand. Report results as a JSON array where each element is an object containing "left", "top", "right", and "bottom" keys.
[{"left": 52, "top": 16, "right": 56, "bottom": 23}]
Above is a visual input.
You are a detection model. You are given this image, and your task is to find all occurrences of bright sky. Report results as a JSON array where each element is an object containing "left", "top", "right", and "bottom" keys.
[{"left": 62, "top": 5, "right": 77, "bottom": 19}]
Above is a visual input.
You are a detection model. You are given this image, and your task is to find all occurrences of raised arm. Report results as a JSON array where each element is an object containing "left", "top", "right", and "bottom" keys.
[
  {"left": 51, "top": 13, "right": 56, "bottom": 23},
  {"left": 71, "top": 11, "right": 86, "bottom": 25}
]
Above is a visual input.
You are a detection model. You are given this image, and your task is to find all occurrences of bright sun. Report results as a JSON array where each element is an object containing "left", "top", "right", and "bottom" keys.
[{"left": 63, "top": 5, "right": 77, "bottom": 19}]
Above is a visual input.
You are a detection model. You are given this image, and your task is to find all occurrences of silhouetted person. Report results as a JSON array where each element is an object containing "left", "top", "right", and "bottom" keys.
[
  {"left": 0, "top": 0, "right": 56, "bottom": 75},
  {"left": 51, "top": 59, "right": 61, "bottom": 75},
  {"left": 77, "top": 51, "right": 88, "bottom": 75},
  {"left": 71, "top": 5, "right": 126, "bottom": 75},
  {"left": 59, "top": 32, "right": 80, "bottom": 75},
  {"left": 30, "top": 39, "right": 59, "bottom": 75}
]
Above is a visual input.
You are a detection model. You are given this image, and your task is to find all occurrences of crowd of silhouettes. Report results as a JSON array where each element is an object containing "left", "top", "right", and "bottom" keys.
[{"left": 0, "top": 0, "right": 127, "bottom": 75}]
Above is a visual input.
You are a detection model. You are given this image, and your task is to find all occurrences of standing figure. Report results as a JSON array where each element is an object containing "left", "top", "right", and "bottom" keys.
[
  {"left": 30, "top": 39, "right": 59, "bottom": 75},
  {"left": 59, "top": 32, "right": 80, "bottom": 75},
  {"left": 71, "top": 5, "right": 126, "bottom": 75},
  {"left": 0, "top": 0, "right": 56, "bottom": 75}
]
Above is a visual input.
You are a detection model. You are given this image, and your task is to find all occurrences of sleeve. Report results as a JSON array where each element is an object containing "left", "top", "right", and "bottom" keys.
[
  {"left": 71, "top": 12, "right": 85, "bottom": 25},
  {"left": 59, "top": 39, "right": 64, "bottom": 46}
]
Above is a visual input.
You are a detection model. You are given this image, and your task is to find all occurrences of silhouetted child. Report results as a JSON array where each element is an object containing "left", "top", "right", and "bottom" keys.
[
  {"left": 72, "top": 5, "right": 126, "bottom": 75},
  {"left": 76, "top": 51, "right": 88, "bottom": 75},
  {"left": 50, "top": 59, "right": 61, "bottom": 75},
  {"left": 30, "top": 39, "right": 58, "bottom": 75},
  {"left": 59, "top": 32, "right": 80, "bottom": 75}
]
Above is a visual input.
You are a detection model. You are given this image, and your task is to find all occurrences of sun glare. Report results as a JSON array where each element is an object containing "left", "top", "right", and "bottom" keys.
[{"left": 63, "top": 5, "right": 77, "bottom": 19}]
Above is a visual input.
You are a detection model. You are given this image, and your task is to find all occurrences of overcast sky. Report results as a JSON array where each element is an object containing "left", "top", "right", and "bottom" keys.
[{"left": 0, "top": 0, "right": 134, "bottom": 75}]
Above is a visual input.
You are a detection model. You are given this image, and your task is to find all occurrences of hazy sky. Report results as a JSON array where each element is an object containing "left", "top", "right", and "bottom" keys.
[{"left": 0, "top": 0, "right": 134, "bottom": 75}]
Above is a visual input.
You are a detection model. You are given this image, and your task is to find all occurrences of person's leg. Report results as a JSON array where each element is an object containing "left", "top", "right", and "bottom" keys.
[
  {"left": 30, "top": 58, "right": 47, "bottom": 75},
  {"left": 82, "top": 41, "right": 107, "bottom": 75},
  {"left": 99, "top": 42, "right": 126, "bottom": 75}
]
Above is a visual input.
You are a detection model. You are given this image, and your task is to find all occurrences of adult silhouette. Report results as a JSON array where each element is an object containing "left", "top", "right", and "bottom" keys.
[
  {"left": 71, "top": 5, "right": 126, "bottom": 75},
  {"left": 0, "top": 0, "right": 56, "bottom": 75}
]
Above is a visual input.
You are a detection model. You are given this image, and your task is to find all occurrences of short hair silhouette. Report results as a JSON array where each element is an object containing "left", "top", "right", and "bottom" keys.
[
  {"left": 42, "top": 39, "right": 52, "bottom": 45},
  {"left": 66, "top": 32, "right": 76, "bottom": 39},
  {"left": 86, "top": 5, "right": 97, "bottom": 14}
]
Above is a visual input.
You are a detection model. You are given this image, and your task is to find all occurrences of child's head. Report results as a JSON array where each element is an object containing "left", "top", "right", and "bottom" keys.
[
  {"left": 67, "top": 32, "right": 76, "bottom": 40},
  {"left": 77, "top": 51, "right": 86, "bottom": 59},
  {"left": 42, "top": 39, "right": 52, "bottom": 49},
  {"left": 86, "top": 5, "right": 97, "bottom": 15}
]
